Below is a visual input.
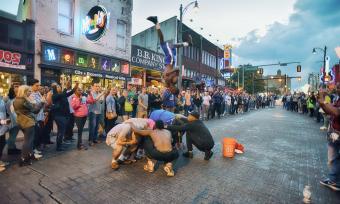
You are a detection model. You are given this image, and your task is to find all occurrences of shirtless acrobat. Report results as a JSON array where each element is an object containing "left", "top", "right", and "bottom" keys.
[{"left": 147, "top": 16, "right": 192, "bottom": 94}]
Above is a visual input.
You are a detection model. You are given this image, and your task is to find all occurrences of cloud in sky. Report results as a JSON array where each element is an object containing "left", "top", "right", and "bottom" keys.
[{"left": 234, "top": 0, "right": 340, "bottom": 89}]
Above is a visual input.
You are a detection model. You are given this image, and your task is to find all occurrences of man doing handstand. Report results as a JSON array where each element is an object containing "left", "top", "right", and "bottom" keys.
[{"left": 147, "top": 16, "right": 192, "bottom": 92}]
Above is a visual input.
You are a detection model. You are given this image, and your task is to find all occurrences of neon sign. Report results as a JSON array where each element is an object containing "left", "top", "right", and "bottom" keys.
[
  {"left": 76, "top": 53, "right": 88, "bottom": 67},
  {"left": 82, "top": 5, "right": 110, "bottom": 41},
  {"left": 0, "top": 50, "right": 21, "bottom": 65}
]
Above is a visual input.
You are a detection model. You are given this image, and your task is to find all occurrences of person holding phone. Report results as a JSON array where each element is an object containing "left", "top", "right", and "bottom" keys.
[{"left": 318, "top": 82, "right": 340, "bottom": 191}]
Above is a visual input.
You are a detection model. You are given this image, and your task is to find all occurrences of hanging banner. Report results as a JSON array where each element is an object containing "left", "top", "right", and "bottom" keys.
[{"left": 223, "top": 45, "right": 232, "bottom": 68}]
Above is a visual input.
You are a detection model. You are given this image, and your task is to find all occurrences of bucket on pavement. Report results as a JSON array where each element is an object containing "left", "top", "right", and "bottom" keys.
[{"left": 222, "top": 138, "right": 236, "bottom": 158}]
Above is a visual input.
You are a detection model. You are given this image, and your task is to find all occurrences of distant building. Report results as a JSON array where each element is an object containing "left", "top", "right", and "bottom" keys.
[{"left": 263, "top": 70, "right": 291, "bottom": 94}]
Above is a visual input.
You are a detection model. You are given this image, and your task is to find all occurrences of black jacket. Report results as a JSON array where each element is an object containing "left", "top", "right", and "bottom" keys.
[
  {"left": 168, "top": 120, "right": 214, "bottom": 151},
  {"left": 52, "top": 88, "right": 75, "bottom": 117}
]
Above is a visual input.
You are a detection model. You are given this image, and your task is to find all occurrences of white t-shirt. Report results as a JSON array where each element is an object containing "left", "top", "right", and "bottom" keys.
[{"left": 202, "top": 95, "right": 211, "bottom": 106}]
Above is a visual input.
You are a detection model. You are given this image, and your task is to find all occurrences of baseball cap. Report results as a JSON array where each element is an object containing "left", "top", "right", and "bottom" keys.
[{"left": 188, "top": 111, "right": 200, "bottom": 119}]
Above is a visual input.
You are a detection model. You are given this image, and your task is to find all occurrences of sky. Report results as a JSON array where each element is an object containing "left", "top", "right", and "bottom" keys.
[
  {"left": 133, "top": 0, "right": 340, "bottom": 90},
  {"left": 0, "top": 0, "right": 20, "bottom": 15}
]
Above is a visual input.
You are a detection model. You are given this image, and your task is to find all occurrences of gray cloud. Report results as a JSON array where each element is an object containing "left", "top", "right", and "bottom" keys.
[{"left": 234, "top": 0, "right": 340, "bottom": 89}]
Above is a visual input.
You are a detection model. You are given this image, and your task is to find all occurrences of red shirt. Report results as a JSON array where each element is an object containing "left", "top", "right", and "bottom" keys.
[{"left": 331, "top": 98, "right": 340, "bottom": 131}]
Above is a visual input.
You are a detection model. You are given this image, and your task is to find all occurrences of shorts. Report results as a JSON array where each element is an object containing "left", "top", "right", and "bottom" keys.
[{"left": 161, "top": 42, "right": 176, "bottom": 66}]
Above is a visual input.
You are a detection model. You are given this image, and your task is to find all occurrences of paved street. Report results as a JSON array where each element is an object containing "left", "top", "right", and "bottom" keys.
[{"left": 1, "top": 107, "right": 340, "bottom": 204}]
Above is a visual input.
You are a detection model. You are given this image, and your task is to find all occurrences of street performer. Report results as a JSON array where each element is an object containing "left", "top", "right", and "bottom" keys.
[
  {"left": 318, "top": 83, "right": 340, "bottom": 191},
  {"left": 167, "top": 111, "right": 214, "bottom": 160},
  {"left": 128, "top": 120, "right": 179, "bottom": 177},
  {"left": 147, "top": 16, "right": 192, "bottom": 93}
]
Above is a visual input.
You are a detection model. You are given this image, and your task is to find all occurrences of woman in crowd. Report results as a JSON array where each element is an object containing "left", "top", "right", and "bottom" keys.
[
  {"left": 119, "top": 90, "right": 133, "bottom": 121},
  {"left": 105, "top": 87, "right": 118, "bottom": 134},
  {"left": 6, "top": 85, "right": 21, "bottom": 155},
  {"left": 71, "top": 86, "right": 94, "bottom": 150},
  {"left": 202, "top": 92, "right": 211, "bottom": 121},
  {"left": 0, "top": 94, "right": 10, "bottom": 172},
  {"left": 193, "top": 90, "right": 202, "bottom": 118},
  {"left": 51, "top": 81, "right": 78, "bottom": 151},
  {"left": 13, "top": 85, "right": 44, "bottom": 166}
]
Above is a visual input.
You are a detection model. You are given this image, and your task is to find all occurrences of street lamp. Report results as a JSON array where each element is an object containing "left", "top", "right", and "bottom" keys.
[
  {"left": 312, "top": 46, "right": 327, "bottom": 83},
  {"left": 178, "top": 0, "right": 199, "bottom": 90}
]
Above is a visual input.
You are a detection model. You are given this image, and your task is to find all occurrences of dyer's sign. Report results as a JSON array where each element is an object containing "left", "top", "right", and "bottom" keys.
[
  {"left": 82, "top": 5, "right": 110, "bottom": 41},
  {"left": 131, "top": 45, "right": 165, "bottom": 71}
]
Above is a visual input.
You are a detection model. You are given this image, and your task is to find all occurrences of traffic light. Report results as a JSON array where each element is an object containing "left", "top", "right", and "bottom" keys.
[
  {"left": 257, "top": 68, "right": 263, "bottom": 75},
  {"left": 297, "top": 65, "right": 301, "bottom": 72}
]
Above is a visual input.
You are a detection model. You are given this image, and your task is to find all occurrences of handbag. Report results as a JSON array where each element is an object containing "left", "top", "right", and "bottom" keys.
[
  {"left": 124, "top": 101, "right": 133, "bottom": 112},
  {"left": 106, "top": 111, "right": 117, "bottom": 119}
]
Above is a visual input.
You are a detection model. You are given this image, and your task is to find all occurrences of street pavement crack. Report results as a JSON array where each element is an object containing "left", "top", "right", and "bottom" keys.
[{"left": 27, "top": 166, "right": 62, "bottom": 204}]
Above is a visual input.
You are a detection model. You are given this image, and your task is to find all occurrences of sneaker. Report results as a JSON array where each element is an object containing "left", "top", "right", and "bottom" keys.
[
  {"left": 204, "top": 150, "right": 213, "bottom": 160},
  {"left": 164, "top": 163, "right": 175, "bottom": 177},
  {"left": 0, "top": 166, "right": 5, "bottom": 172},
  {"left": 182, "top": 151, "right": 193, "bottom": 158},
  {"left": 146, "top": 16, "right": 158, "bottom": 24},
  {"left": 320, "top": 178, "right": 340, "bottom": 191},
  {"left": 34, "top": 149, "right": 42, "bottom": 154},
  {"left": 77, "top": 145, "right": 88, "bottom": 151},
  {"left": 320, "top": 126, "right": 327, "bottom": 131},
  {"left": 93, "top": 140, "right": 98, "bottom": 144},
  {"left": 33, "top": 153, "right": 43, "bottom": 160},
  {"left": 63, "top": 140, "right": 71, "bottom": 145},
  {"left": 111, "top": 161, "right": 119, "bottom": 170},
  {"left": 88, "top": 142, "right": 94, "bottom": 147},
  {"left": 143, "top": 160, "right": 154, "bottom": 173},
  {"left": 0, "top": 161, "right": 9, "bottom": 167},
  {"left": 8, "top": 148, "right": 21, "bottom": 155}
]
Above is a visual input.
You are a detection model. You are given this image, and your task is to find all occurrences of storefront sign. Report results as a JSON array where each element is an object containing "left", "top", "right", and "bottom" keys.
[
  {"left": 105, "top": 74, "right": 126, "bottom": 80},
  {"left": 101, "top": 57, "right": 112, "bottom": 71},
  {"left": 81, "top": 5, "right": 110, "bottom": 41},
  {"left": 88, "top": 56, "right": 99, "bottom": 69},
  {"left": 130, "top": 78, "right": 142, "bottom": 85},
  {"left": 223, "top": 45, "right": 232, "bottom": 69},
  {"left": 76, "top": 53, "right": 88, "bottom": 67},
  {"left": 131, "top": 45, "right": 165, "bottom": 71},
  {"left": 74, "top": 70, "right": 103, "bottom": 78},
  {"left": 43, "top": 45, "right": 60, "bottom": 63},
  {"left": 121, "top": 62, "right": 130, "bottom": 75},
  {"left": 0, "top": 49, "right": 25, "bottom": 69}
]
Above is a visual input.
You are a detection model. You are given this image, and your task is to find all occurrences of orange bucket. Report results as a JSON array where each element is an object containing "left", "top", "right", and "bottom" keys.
[{"left": 222, "top": 138, "right": 236, "bottom": 158}]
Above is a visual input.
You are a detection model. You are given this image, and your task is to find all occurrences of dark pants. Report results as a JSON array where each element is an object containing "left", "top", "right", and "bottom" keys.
[
  {"left": 20, "top": 126, "right": 35, "bottom": 159},
  {"left": 54, "top": 116, "right": 68, "bottom": 149},
  {"left": 144, "top": 137, "right": 179, "bottom": 163},
  {"left": 34, "top": 121, "right": 44, "bottom": 149},
  {"left": 213, "top": 103, "right": 221, "bottom": 118},
  {"left": 0, "top": 134, "right": 6, "bottom": 159},
  {"left": 186, "top": 134, "right": 214, "bottom": 152},
  {"left": 65, "top": 113, "right": 75, "bottom": 140},
  {"left": 74, "top": 116, "right": 87, "bottom": 147},
  {"left": 42, "top": 112, "right": 53, "bottom": 144},
  {"left": 105, "top": 118, "right": 117, "bottom": 135}
]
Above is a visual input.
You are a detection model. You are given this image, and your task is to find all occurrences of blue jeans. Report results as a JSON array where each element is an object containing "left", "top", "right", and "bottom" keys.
[
  {"left": 328, "top": 142, "right": 340, "bottom": 184},
  {"left": 7, "top": 126, "right": 20, "bottom": 149},
  {"left": 89, "top": 112, "right": 101, "bottom": 142}
]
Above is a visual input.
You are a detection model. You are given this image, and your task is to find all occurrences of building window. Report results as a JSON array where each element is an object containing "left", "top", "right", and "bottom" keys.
[
  {"left": 9, "top": 24, "right": 23, "bottom": 47},
  {"left": 117, "top": 20, "right": 127, "bottom": 50},
  {"left": 58, "top": 0, "right": 74, "bottom": 35}
]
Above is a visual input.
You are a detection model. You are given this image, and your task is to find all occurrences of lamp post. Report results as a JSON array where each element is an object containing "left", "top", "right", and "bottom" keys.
[
  {"left": 312, "top": 46, "right": 327, "bottom": 83},
  {"left": 178, "top": 0, "right": 199, "bottom": 90}
]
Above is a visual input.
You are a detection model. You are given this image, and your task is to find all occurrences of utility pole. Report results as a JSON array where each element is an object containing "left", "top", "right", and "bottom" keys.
[
  {"left": 237, "top": 69, "right": 240, "bottom": 89},
  {"left": 252, "top": 73, "right": 255, "bottom": 95}
]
